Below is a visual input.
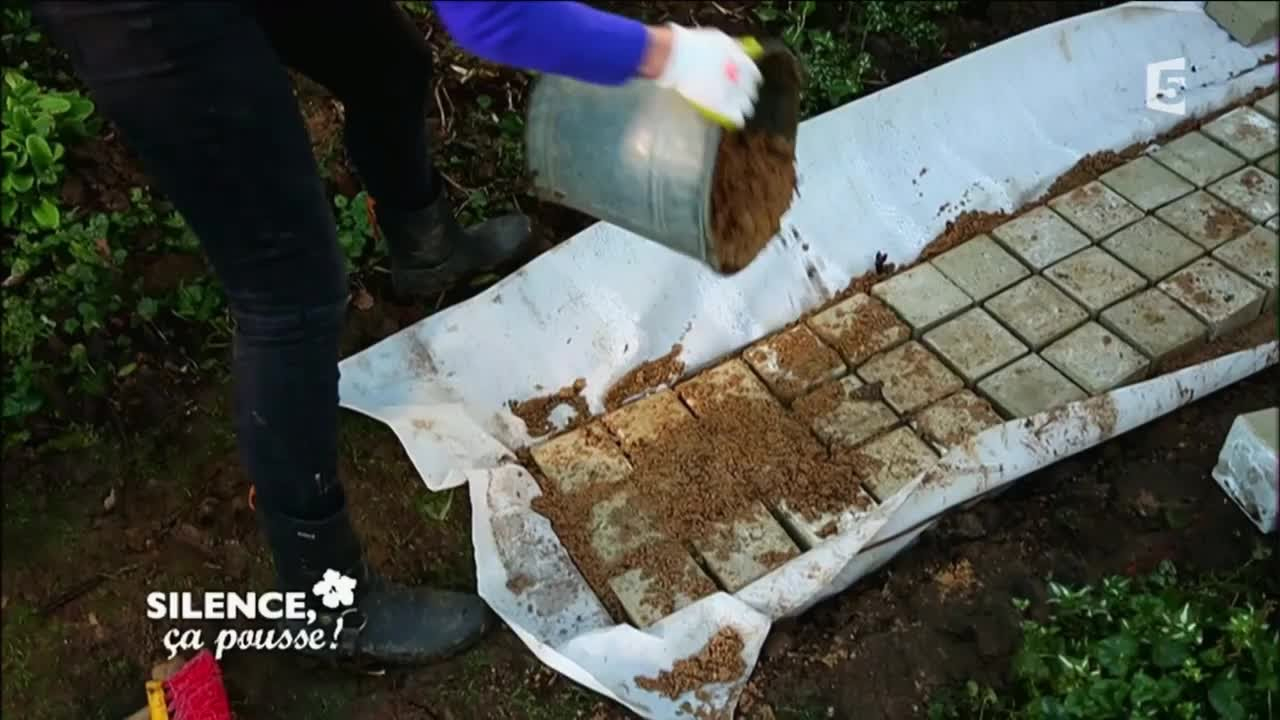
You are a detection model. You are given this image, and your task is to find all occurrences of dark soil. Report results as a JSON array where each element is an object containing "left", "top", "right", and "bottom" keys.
[{"left": 712, "top": 131, "right": 798, "bottom": 273}]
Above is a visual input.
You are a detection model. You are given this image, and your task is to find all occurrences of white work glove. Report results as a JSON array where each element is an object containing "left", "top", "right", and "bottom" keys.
[{"left": 654, "top": 24, "right": 764, "bottom": 130}]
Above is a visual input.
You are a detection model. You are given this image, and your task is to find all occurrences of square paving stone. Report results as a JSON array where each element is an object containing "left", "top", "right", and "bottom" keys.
[
  {"left": 1100, "top": 156, "right": 1195, "bottom": 211},
  {"left": 990, "top": 206, "right": 1092, "bottom": 269},
  {"left": 609, "top": 547, "right": 717, "bottom": 628},
  {"left": 805, "top": 293, "right": 910, "bottom": 366},
  {"left": 843, "top": 426, "right": 939, "bottom": 502},
  {"left": 1042, "top": 322, "right": 1150, "bottom": 395},
  {"left": 1257, "top": 92, "right": 1279, "bottom": 121},
  {"left": 977, "top": 354, "right": 1088, "bottom": 418},
  {"left": 1267, "top": 216, "right": 1278, "bottom": 232},
  {"left": 922, "top": 307, "right": 1029, "bottom": 384},
  {"left": 930, "top": 234, "right": 1031, "bottom": 302},
  {"left": 1151, "top": 131, "right": 1246, "bottom": 186},
  {"left": 911, "top": 390, "right": 1007, "bottom": 453},
  {"left": 676, "top": 357, "right": 777, "bottom": 417},
  {"left": 530, "top": 422, "right": 633, "bottom": 495},
  {"left": 1044, "top": 246, "right": 1147, "bottom": 315},
  {"left": 793, "top": 374, "right": 900, "bottom": 450},
  {"left": 1201, "top": 106, "right": 1279, "bottom": 161},
  {"left": 743, "top": 324, "right": 847, "bottom": 403},
  {"left": 602, "top": 389, "right": 695, "bottom": 454},
  {"left": 1048, "top": 180, "right": 1145, "bottom": 239},
  {"left": 692, "top": 501, "right": 801, "bottom": 592},
  {"left": 1212, "top": 225, "right": 1279, "bottom": 307},
  {"left": 775, "top": 469, "right": 877, "bottom": 549},
  {"left": 1159, "top": 257, "right": 1267, "bottom": 338},
  {"left": 871, "top": 263, "right": 972, "bottom": 335},
  {"left": 1100, "top": 216, "right": 1204, "bottom": 282},
  {"left": 1099, "top": 288, "right": 1208, "bottom": 362},
  {"left": 984, "top": 276, "right": 1089, "bottom": 350},
  {"left": 1208, "top": 166, "right": 1280, "bottom": 222},
  {"left": 1260, "top": 152, "right": 1279, "bottom": 176},
  {"left": 1154, "top": 190, "right": 1256, "bottom": 250},
  {"left": 588, "top": 488, "right": 663, "bottom": 565},
  {"left": 856, "top": 341, "right": 965, "bottom": 415}
]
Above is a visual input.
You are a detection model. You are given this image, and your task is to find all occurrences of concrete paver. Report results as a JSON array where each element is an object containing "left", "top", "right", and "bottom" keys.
[
  {"left": 530, "top": 422, "right": 633, "bottom": 495},
  {"left": 676, "top": 357, "right": 777, "bottom": 417},
  {"left": 1044, "top": 246, "right": 1147, "bottom": 315},
  {"left": 1201, "top": 106, "right": 1279, "bottom": 160},
  {"left": 1257, "top": 92, "right": 1279, "bottom": 121},
  {"left": 984, "top": 275, "right": 1089, "bottom": 350},
  {"left": 1048, "top": 180, "right": 1144, "bottom": 239},
  {"left": 990, "top": 206, "right": 1091, "bottom": 270},
  {"left": 602, "top": 389, "right": 695, "bottom": 454},
  {"left": 844, "top": 426, "right": 938, "bottom": 502},
  {"left": 805, "top": 293, "right": 910, "bottom": 367},
  {"left": 977, "top": 353, "right": 1088, "bottom": 418},
  {"left": 1151, "top": 130, "right": 1246, "bottom": 186},
  {"left": 1100, "top": 215, "right": 1204, "bottom": 282},
  {"left": 1259, "top": 152, "right": 1279, "bottom": 176},
  {"left": 871, "top": 262, "right": 972, "bottom": 335},
  {"left": 1267, "top": 216, "right": 1278, "bottom": 232},
  {"left": 912, "top": 390, "right": 1007, "bottom": 453},
  {"left": 1212, "top": 225, "right": 1279, "bottom": 307},
  {"left": 775, "top": 473, "right": 877, "bottom": 549},
  {"left": 922, "top": 307, "right": 1028, "bottom": 384},
  {"left": 1099, "top": 288, "right": 1208, "bottom": 362},
  {"left": 793, "top": 374, "right": 900, "bottom": 450},
  {"left": 693, "top": 501, "right": 801, "bottom": 592},
  {"left": 1100, "top": 156, "right": 1195, "bottom": 211},
  {"left": 743, "top": 324, "right": 847, "bottom": 403},
  {"left": 1154, "top": 190, "right": 1256, "bottom": 250},
  {"left": 857, "top": 341, "right": 965, "bottom": 415},
  {"left": 588, "top": 488, "right": 663, "bottom": 565},
  {"left": 930, "top": 234, "right": 1030, "bottom": 302},
  {"left": 1208, "top": 167, "right": 1280, "bottom": 222},
  {"left": 1042, "top": 321, "right": 1150, "bottom": 395},
  {"left": 1159, "top": 257, "right": 1266, "bottom": 338},
  {"left": 608, "top": 547, "right": 716, "bottom": 628}
]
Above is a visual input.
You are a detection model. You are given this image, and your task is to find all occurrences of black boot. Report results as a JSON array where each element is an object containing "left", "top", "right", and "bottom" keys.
[
  {"left": 376, "top": 184, "right": 534, "bottom": 298},
  {"left": 258, "top": 502, "right": 495, "bottom": 670}
]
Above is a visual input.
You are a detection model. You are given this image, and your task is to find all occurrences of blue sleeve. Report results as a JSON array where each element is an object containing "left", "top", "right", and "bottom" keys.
[{"left": 432, "top": 1, "right": 650, "bottom": 86}]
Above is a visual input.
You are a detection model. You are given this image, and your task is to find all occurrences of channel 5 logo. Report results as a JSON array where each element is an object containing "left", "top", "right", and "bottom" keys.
[{"left": 1146, "top": 57, "right": 1188, "bottom": 116}]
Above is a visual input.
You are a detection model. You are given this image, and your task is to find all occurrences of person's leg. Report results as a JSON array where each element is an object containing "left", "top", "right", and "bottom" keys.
[
  {"left": 31, "top": 0, "right": 491, "bottom": 667},
  {"left": 250, "top": 0, "right": 535, "bottom": 299}
]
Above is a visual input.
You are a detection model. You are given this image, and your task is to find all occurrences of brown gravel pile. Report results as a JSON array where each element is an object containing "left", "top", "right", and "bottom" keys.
[
  {"left": 509, "top": 378, "right": 589, "bottom": 437},
  {"left": 604, "top": 344, "right": 686, "bottom": 410},
  {"left": 711, "top": 131, "right": 797, "bottom": 273},
  {"left": 634, "top": 627, "right": 747, "bottom": 699}
]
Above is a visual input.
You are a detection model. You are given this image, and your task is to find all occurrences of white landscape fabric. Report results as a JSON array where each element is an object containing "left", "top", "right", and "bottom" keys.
[{"left": 336, "top": 3, "right": 1278, "bottom": 718}]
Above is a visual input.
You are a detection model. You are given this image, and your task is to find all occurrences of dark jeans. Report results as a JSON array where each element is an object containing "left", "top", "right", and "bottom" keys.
[{"left": 33, "top": 1, "right": 440, "bottom": 521}]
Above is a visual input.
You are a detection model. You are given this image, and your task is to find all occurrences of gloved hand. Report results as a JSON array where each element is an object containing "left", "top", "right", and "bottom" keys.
[{"left": 654, "top": 24, "right": 764, "bottom": 130}]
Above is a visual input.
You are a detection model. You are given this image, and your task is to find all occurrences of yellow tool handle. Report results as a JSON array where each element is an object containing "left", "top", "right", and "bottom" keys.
[{"left": 145, "top": 681, "right": 170, "bottom": 720}]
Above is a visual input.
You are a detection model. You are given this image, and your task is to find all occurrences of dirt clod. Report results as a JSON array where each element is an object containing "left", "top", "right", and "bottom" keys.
[{"left": 711, "top": 131, "right": 798, "bottom": 273}]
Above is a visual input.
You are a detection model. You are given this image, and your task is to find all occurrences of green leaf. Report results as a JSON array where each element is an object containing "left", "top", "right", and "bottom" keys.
[
  {"left": 1208, "top": 671, "right": 1246, "bottom": 720},
  {"left": 35, "top": 95, "right": 71, "bottom": 114},
  {"left": 1096, "top": 633, "right": 1139, "bottom": 677},
  {"left": 116, "top": 362, "right": 138, "bottom": 378},
  {"left": 31, "top": 197, "right": 59, "bottom": 229},
  {"left": 136, "top": 297, "right": 159, "bottom": 321},
  {"left": 28, "top": 132, "right": 55, "bottom": 170},
  {"left": 1152, "top": 638, "right": 1191, "bottom": 669}
]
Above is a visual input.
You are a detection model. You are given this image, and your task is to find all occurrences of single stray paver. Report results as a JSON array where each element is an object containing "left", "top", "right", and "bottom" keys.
[
  {"left": 990, "top": 206, "right": 1092, "bottom": 269},
  {"left": 1044, "top": 246, "right": 1147, "bottom": 315},
  {"left": 930, "top": 234, "right": 1030, "bottom": 302},
  {"left": 1212, "top": 225, "right": 1279, "bottom": 307},
  {"left": 1208, "top": 167, "right": 1280, "bottom": 222},
  {"left": 1048, "top": 180, "right": 1144, "bottom": 239},
  {"left": 922, "top": 307, "right": 1028, "bottom": 384},
  {"left": 1259, "top": 152, "right": 1279, "bottom": 176},
  {"left": 602, "top": 389, "right": 695, "bottom": 454},
  {"left": 1154, "top": 190, "right": 1256, "bottom": 250},
  {"left": 805, "top": 293, "right": 910, "bottom": 366},
  {"left": 912, "top": 390, "right": 1007, "bottom": 453},
  {"left": 1099, "top": 289, "right": 1208, "bottom": 362},
  {"left": 676, "top": 357, "right": 777, "bottom": 417},
  {"left": 608, "top": 548, "right": 716, "bottom": 628},
  {"left": 1100, "top": 156, "right": 1194, "bottom": 211},
  {"left": 692, "top": 501, "right": 800, "bottom": 592},
  {"left": 1256, "top": 92, "right": 1279, "bottom": 121},
  {"left": 1042, "top": 322, "right": 1150, "bottom": 395},
  {"left": 977, "top": 353, "right": 1088, "bottom": 418},
  {"left": 1200, "top": 106, "right": 1279, "bottom": 161},
  {"left": 742, "top": 324, "right": 847, "bottom": 403},
  {"left": 588, "top": 488, "right": 663, "bottom": 565},
  {"left": 871, "top": 263, "right": 971, "bottom": 335},
  {"left": 1100, "top": 216, "right": 1204, "bottom": 282},
  {"left": 530, "top": 421, "right": 633, "bottom": 495},
  {"left": 845, "top": 426, "right": 938, "bottom": 502},
  {"left": 1159, "top": 257, "right": 1266, "bottom": 339},
  {"left": 984, "top": 275, "right": 1089, "bottom": 349},
  {"left": 1151, "top": 130, "right": 1247, "bottom": 186},
  {"left": 856, "top": 341, "right": 965, "bottom": 415},
  {"left": 792, "top": 374, "right": 900, "bottom": 450}
]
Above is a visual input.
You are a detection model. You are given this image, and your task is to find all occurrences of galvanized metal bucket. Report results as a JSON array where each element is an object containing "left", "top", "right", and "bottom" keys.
[{"left": 525, "top": 42, "right": 803, "bottom": 273}]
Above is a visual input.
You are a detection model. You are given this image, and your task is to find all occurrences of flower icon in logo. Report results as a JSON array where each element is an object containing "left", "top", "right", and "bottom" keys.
[{"left": 312, "top": 569, "right": 357, "bottom": 609}]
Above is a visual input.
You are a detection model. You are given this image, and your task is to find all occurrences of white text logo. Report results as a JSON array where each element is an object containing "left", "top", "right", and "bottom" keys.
[{"left": 1146, "top": 57, "right": 1187, "bottom": 116}]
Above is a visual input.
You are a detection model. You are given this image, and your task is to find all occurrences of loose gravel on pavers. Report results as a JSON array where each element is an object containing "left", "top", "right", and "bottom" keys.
[{"left": 521, "top": 89, "right": 1280, "bottom": 631}]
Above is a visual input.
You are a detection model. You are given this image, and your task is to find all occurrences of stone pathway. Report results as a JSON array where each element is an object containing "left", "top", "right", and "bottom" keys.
[{"left": 527, "top": 93, "right": 1280, "bottom": 630}]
